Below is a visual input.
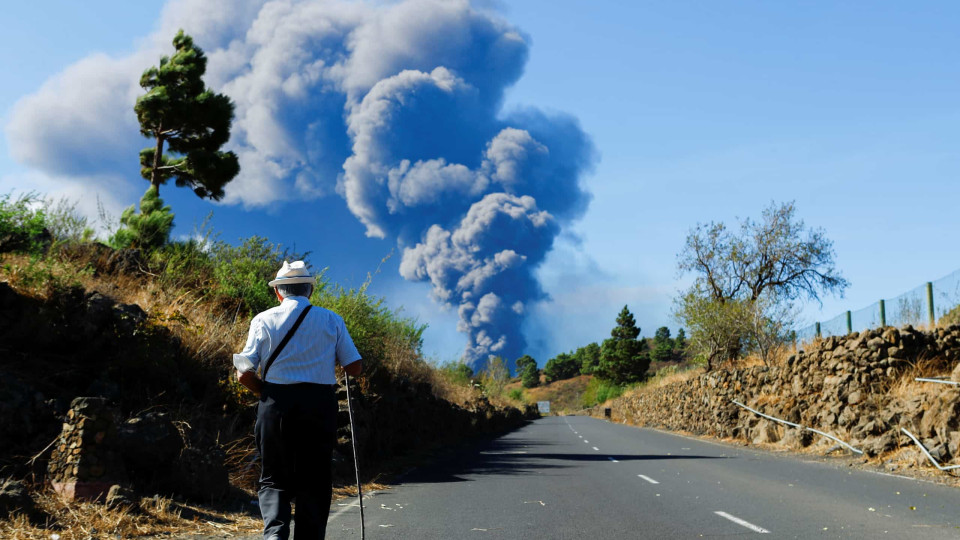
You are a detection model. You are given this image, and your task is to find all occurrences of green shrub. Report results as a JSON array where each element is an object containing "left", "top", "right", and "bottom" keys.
[
  {"left": 313, "top": 277, "right": 425, "bottom": 374},
  {"left": 440, "top": 361, "right": 474, "bottom": 386},
  {"left": 109, "top": 186, "right": 175, "bottom": 252},
  {"left": 0, "top": 192, "right": 49, "bottom": 254},
  {"left": 211, "top": 236, "right": 304, "bottom": 316},
  {"left": 156, "top": 238, "right": 215, "bottom": 291},
  {"left": 581, "top": 377, "right": 624, "bottom": 408},
  {"left": 508, "top": 388, "right": 524, "bottom": 401},
  {"left": 42, "top": 197, "right": 93, "bottom": 244}
]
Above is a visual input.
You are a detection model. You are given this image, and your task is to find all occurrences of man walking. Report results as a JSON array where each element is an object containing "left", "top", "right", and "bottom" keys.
[{"left": 234, "top": 260, "right": 363, "bottom": 540}]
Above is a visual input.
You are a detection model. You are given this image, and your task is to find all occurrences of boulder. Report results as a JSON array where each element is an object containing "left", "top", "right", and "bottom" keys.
[
  {"left": 751, "top": 420, "right": 780, "bottom": 444},
  {"left": 118, "top": 412, "right": 183, "bottom": 488},
  {"left": 172, "top": 446, "right": 229, "bottom": 502}
]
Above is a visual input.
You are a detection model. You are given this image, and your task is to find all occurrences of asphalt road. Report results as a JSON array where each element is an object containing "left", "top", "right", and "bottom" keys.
[{"left": 323, "top": 415, "right": 960, "bottom": 539}]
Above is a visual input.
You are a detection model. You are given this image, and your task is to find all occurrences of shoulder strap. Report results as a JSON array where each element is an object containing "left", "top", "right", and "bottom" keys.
[{"left": 261, "top": 305, "right": 312, "bottom": 382}]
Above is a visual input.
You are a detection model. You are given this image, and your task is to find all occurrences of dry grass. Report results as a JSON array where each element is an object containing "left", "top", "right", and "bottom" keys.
[
  {"left": 0, "top": 248, "right": 521, "bottom": 538},
  {"left": 0, "top": 488, "right": 262, "bottom": 540},
  {"left": 882, "top": 356, "right": 953, "bottom": 405},
  {"left": 515, "top": 375, "right": 594, "bottom": 414}
]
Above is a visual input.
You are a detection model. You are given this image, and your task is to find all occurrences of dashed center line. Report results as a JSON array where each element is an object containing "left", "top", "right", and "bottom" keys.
[
  {"left": 714, "top": 511, "right": 770, "bottom": 534},
  {"left": 637, "top": 474, "right": 659, "bottom": 484},
  {"left": 592, "top": 446, "right": 599, "bottom": 451},
  {"left": 583, "top": 440, "right": 589, "bottom": 444},
  {"left": 607, "top": 457, "right": 619, "bottom": 463}
]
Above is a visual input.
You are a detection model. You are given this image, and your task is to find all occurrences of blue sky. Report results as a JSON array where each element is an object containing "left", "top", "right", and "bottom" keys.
[{"left": 2, "top": 1, "right": 959, "bottom": 367}]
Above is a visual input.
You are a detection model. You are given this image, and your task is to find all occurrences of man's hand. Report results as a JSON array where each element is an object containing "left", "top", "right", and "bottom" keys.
[
  {"left": 237, "top": 369, "right": 263, "bottom": 398},
  {"left": 344, "top": 360, "right": 363, "bottom": 378}
]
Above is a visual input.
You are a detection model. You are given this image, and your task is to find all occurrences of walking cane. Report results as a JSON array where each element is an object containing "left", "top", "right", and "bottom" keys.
[{"left": 344, "top": 373, "right": 366, "bottom": 539}]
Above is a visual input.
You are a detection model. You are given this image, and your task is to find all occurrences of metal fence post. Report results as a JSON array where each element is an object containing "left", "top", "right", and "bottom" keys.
[
  {"left": 879, "top": 299, "right": 886, "bottom": 327},
  {"left": 846, "top": 311, "right": 852, "bottom": 334},
  {"left": 815, "top": 322, "right": 821, "bottom": 338},
  {"left": 927, "top": 282, "right": 935, "bottom": 326}
]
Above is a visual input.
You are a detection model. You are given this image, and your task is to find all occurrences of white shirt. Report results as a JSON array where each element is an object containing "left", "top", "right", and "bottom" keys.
[{"left": 233, "top": 296, "right": 361, "bottom": 385}]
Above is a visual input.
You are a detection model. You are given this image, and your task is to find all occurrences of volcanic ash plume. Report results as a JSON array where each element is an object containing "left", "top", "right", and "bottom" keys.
[{"left": 6, "top": 0, "right": 596, "bottom": 370}]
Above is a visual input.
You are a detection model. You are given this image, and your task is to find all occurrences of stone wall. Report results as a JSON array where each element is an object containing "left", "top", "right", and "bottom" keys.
[{"left": 598, "top": 325, "right": 960, "bottom": 464}]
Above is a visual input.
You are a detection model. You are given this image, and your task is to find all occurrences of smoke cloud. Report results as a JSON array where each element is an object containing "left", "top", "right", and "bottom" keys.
[{"left": 6, "top": 0, "right": 596, "bottom": 370}]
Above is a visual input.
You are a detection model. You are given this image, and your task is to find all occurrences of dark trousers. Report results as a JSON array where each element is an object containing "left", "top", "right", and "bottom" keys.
[{"left": 256, "top": 382, "right": 338, "bottom": 540}]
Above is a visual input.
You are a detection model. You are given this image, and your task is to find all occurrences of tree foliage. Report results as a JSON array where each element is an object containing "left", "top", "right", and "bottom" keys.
[
  {"left": 677, "top": 201, "right": 847, "bottom": 305},
  {"left": 543, "top": 352, "right": 580, "bottom": 383},
  {"left": 674, "top": 328, "right": 686, "bottom": 352},
  {"left": 0, "top": 192, "right": 50, "bottom": 254},
  {"left": 136, "top": 30, "right": 239, "bottom": 200},
  {"left": 651, "top": 326, "right": 674, "bottom": 363},
  {"left": 481, "top": 356, "right": 509, "bottom": 397},
  {"left": 675, "top": 202, "right": 845, "bottom": 369},
  {"left": 515, "top": 355, "right": 536, "bottom": 375},
  {"left": 442, "top": 362, "right": 474, "bottom": 386},
  {"left": 575, "top": 342, "right": 601, "bottom": 374},
  {"left": 521, "top": 362, "right": 540, "bottom": 388},
  {"left": 515, "top": 354, "right": 540, "bottom": 388},
  {"left": 597, "top": 305, "right": 649, "bottom": 384},
  {"left": 109, "top": 186, "right": 174, "bottom": 252}
]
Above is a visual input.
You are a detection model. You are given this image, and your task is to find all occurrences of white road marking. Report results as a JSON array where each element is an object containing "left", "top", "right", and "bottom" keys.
[
  {"left": 329, "top": 491, "right": 379, "bottom": 521},
  {"left": 637, "top": 474, "right": 659, "bottom": 484},
  {"left": 584, "top": 440, "right": 589, "bottom": 444},
  {"left": 608, "top": 457, "right": 619, "bottom": 463},
  {"left": 592, "top": 446, "right": 599, "bottom": 451},
  {"left": 714, "top": 511, "right": 770, "bottom": 534}
]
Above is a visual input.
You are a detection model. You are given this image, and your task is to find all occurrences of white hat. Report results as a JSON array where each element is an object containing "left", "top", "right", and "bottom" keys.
[{"left": 268, "top": 260, "right": 314, "bottom": 287}]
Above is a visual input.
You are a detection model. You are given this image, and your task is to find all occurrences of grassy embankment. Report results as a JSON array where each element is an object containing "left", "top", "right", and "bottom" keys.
[{"left": 0, "top": 193, "right": 525, "bottom": 539}]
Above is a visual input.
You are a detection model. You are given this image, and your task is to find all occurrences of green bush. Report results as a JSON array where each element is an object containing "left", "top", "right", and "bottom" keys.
[
  {"left": 109, "top": 186, "right": 175, "bottom": 252},
  {"left": 42, "top": 197, "right": 93, "bottom": 244},
  {"left": 0, "top": 192, "right": 49, "bottom": 254},
  {"left": 210, "top": 236, "right": 304, "bottom": 316},
  {"left": 314, "top": 277, "right": 425, "bottom": 374},
  {"left": 581, "top": 377, "right": 624, "bottom": 408},
  {"left": 508, "top": 388, "right": 524, "bottom": 401},
  {"left": 440, "top": 362, "right": 474, "bottom": 386}
]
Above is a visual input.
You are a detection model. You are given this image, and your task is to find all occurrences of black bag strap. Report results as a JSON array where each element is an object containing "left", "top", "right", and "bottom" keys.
[{"left": 260, "top": 305, "right": 312, "bottom": 382}]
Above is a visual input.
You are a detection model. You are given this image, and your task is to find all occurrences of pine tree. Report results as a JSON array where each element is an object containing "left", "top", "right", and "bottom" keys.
[
  {"left": 577, "top": 342, "right": 601, "bottom": 374},
  {"left": 136, "top": 30, "right": 239, "bottom": 200},
  {"left": 651, "top": 326, "right": 674, "bottom": 363},
  {"left": 515, "top": 355, "right": 537, "bottom": 376},
  {"left": 674, "top": 328, "right": 687, "bottom": 352},
  {"left": 521, "top": 362, "right": 540, "bottom": 388},
  {"left": 109, "top": 186, "right": 174, "bottom": 251},
  {"left": 598, "top": 305, "right": 650, "bottom": 384}
]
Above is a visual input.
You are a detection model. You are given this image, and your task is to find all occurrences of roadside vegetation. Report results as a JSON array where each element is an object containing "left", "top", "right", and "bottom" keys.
[{"left": 0, "top": 189, "right": 525, "bottom": 538}]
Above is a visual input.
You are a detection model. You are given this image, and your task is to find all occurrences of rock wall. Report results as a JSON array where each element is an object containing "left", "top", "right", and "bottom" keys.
[{"left": 598, "top": 325, "right": 960, "bottom": 465}]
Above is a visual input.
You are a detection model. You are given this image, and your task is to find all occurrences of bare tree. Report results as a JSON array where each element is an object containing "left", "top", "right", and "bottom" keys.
[
  {"left": 678, "top": 201, "right": 848, "bottom": 305},
  {"left": 675, "top": 202, "right": 847, "bottom": 368}
]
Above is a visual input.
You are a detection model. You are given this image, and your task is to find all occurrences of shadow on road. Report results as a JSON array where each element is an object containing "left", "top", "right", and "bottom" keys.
[{"left": 397, "top": 436, "right": 728, "bottom": 485}]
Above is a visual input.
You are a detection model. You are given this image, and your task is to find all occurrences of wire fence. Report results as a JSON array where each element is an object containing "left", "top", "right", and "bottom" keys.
[{"left": 796, "top": 268, "right": 960, "bottom": 344}]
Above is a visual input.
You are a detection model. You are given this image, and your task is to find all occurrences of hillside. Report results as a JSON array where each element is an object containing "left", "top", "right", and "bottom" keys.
[
  {"left": 507, "top": 375, "right": 594, "bottom": 414},
  {"left": 0, "top": 220, "right": 534, "bottom": 537}
]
